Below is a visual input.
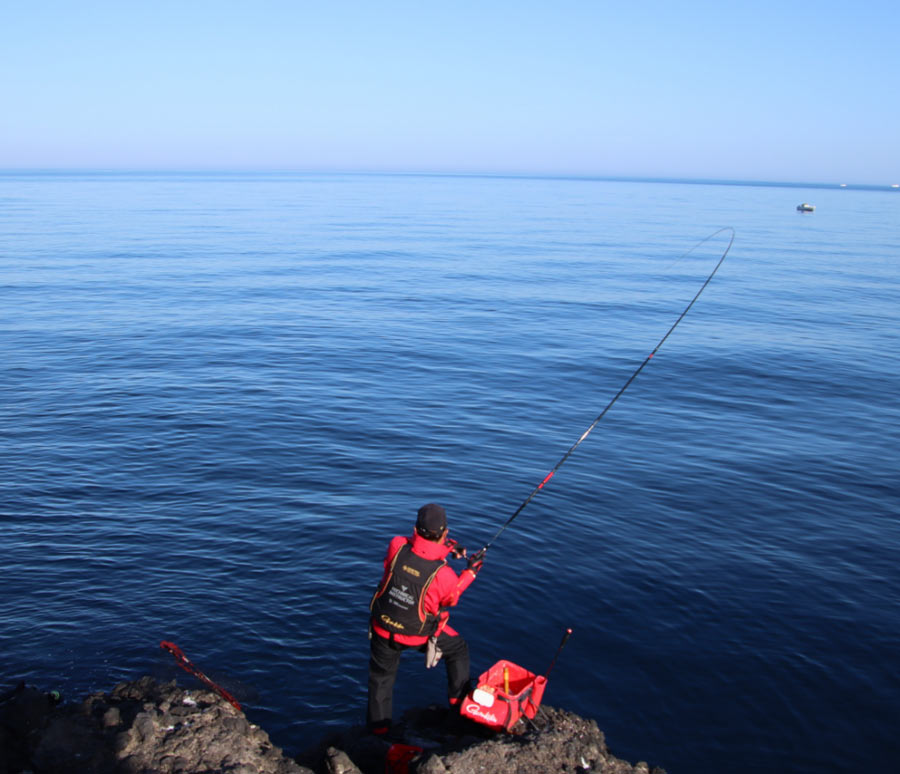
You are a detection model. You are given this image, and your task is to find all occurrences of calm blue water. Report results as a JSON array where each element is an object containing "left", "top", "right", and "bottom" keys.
[{"left": 2, "top": 172, "right": 898, "bottom": 773}]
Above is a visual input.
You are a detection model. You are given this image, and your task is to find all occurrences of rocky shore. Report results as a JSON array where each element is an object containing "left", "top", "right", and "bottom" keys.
[{"left": 1, "top": 677, "right": 665, "bottom": 774}]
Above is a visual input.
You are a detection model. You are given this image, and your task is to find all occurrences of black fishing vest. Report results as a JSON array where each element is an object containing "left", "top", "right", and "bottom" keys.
[{"left": 370, "top": 544, "right": 445, "bottom": 637}]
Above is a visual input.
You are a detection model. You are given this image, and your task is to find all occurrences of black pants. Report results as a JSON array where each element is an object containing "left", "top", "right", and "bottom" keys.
[{"left": 367, "top": 631, "right": 470, "bottom": 729}]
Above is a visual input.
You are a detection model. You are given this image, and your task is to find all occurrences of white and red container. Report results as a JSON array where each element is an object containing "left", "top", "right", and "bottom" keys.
[{"left": 460, "top": 658, "right": 548, "bottom": 732}]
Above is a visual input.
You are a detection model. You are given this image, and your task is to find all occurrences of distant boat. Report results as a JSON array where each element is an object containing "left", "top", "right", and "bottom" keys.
[
  {"left": 839, "top": 183, "right": 847, "bottom": 188},
  {"left": 797, "top": 203, "right": 815, "bottom": 212},
  {"left": 892, "top": 184, "right": 899, "bottom": 189}
]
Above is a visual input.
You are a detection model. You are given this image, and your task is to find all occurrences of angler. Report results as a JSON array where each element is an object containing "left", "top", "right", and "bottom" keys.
[
  {"left": 365, "top": 229, "right": 732, "bottom": 737},
  {"left": 367, "top": 503, "right": 483, "bottom": 735}
]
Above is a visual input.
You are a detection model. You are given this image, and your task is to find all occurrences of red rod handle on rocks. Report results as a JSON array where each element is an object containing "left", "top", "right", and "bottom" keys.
[
  {"left": 545, "top": 628, "right": 573, "bottom": 679},
  {"left": 160, "top": 641, "right": 242, "bottom": 711}
]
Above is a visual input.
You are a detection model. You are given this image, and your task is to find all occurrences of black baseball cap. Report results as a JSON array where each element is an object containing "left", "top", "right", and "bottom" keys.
[{"left": 416, "top": 503, "right": 447, "bottom": 534}]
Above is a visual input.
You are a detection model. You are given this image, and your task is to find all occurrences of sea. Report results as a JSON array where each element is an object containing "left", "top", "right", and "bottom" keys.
[{"left": 1, "top": 171, "right": 898, "bottom": 773}]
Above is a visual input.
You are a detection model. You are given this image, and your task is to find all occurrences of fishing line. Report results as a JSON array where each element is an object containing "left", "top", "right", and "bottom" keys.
[{"left": 476, "top": 227, "right": 735, "bottom": 557}]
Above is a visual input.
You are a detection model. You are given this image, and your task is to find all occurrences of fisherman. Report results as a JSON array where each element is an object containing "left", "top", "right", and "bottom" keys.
[{"left": 367, "top": 502, "right": 483, "bottom": 735}]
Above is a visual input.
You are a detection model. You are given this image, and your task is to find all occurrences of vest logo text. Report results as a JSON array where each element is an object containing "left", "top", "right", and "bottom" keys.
[{"left": 380, "top": 614, "right": 405, "bottom": 630}]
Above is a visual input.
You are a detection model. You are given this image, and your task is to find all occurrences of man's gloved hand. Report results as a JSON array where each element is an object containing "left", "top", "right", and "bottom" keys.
[
  {"left": 446, "top": 538, "right": 467, "bottom": 559},
  {"left": 467, "top": 550, "right": 485, "bottom": 575}
]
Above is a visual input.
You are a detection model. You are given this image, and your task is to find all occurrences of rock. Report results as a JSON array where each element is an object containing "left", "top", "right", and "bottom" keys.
[
  {"left": 0, "top": 678, "right": 663, "bottom": 774},
  {"left": 102, "top": 707, "right": 122, "bottom": 728},
  {"left": 325, "top": 746, "right": 363, "bottom": 774},
  {"left": 426, "top": 707, "right": 620, "bottom": 774},
  {"left": 296, "top": 704, "right": 664, "bottom": 774},
  {"left": 0, "top": 684, "right": 65, "bottom": 774},
  {"left": 0, "top": 678, "right": 313, "bottom": 774},
  {"left": 414, "top": 754, "right": 448, "bottom": 774}
]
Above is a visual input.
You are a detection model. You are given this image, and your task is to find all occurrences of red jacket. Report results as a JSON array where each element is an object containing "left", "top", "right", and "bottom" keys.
[{"left": 371, "top": 532, "right": 476, "bottom": 646}]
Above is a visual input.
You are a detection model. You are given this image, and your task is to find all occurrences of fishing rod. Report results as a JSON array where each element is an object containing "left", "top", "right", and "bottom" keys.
[
  {"left": 160, "top": 641, "right": 242, "bottom": 711},
  {"left": 473, "top": 227, "right": 735, "bottom": 558}
]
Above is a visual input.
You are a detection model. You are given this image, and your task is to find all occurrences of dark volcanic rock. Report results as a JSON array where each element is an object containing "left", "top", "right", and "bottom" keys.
[
  {"left": 1, "top": 677, "right": 310, "bottom": 774},
  {"left": 427, "top": 706, "right": 664, "bottom": 774},
  {"left": 2, "top": 678, "right": 664, "bottom": 774},
  {"left": 297, "top": 704, "right": 666, "bottom": 774}
]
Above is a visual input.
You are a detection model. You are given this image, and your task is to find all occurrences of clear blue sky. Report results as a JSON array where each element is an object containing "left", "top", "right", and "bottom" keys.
[{"left": 2, "top": 0, "right": 897, "bottom": 183}]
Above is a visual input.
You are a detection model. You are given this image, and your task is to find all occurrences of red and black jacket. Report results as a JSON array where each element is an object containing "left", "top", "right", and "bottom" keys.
[{"left": 370, "top": 532, "right": 476, "bottom": 646}]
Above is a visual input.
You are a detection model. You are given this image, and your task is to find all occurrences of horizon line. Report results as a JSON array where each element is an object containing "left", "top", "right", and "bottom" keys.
[{"left": 1, "top": 168, "right": 898, "bottom": 192}]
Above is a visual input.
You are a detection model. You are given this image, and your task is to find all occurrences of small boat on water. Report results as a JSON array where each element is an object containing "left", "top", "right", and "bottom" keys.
[{"left": 797, "top": 203, "right": 815, "bottom": 212}]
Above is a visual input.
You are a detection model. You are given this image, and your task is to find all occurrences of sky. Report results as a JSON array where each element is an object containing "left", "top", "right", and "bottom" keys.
[{"left": 2, "top": 0, "right": 898, "bottom": 184}]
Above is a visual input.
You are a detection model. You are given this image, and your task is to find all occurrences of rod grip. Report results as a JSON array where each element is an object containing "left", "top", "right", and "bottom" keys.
[{"left": 545, "top": 627, "right": 573, "bottom": 678}]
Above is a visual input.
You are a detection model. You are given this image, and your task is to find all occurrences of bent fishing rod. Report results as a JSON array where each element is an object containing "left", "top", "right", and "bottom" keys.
[{"left": 473, "top": 227, "right": 735, "bottom": 559}]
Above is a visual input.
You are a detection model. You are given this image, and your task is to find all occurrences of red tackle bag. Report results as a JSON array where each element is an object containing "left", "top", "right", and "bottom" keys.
[{"left": 459, "top": 659, "right": 547, "bottom": 732}]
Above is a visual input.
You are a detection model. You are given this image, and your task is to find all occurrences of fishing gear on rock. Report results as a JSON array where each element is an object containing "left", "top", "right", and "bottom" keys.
[
  {"left": 473, "top": 227, "right": 735, "bottom": 561},
  {"left": 160, "top": 641, "right": 242, "bottom": 711}
]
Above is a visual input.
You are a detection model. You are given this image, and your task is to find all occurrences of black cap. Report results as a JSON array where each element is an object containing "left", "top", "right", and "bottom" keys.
[{"left": 416, "top": 503, "right": 447, "bottom": 535}]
